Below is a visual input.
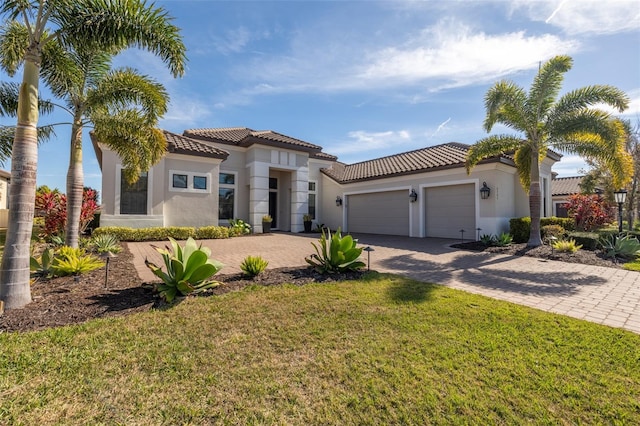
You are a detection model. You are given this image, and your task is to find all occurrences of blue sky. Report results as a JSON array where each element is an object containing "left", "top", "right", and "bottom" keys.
[{"left": 1, "top": 0, "right": 639, "bottom": 193}]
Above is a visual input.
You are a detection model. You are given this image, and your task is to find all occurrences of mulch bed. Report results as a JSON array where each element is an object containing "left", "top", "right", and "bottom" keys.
[{"left": 0, "top": 245, "right": 366, "bottom": 334}]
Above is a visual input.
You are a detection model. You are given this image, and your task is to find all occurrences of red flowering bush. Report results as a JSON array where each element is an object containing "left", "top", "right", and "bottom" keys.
[
  {"left": 35, "top": 187, "right": 99, "bottom": 238},
  {"left": 566, "top": 194, "right": 615, "bottom": 231}
]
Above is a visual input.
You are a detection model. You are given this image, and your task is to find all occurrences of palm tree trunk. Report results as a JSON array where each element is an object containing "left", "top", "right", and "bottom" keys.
[
  {"left": 528, "top": 152, "right": 543, "bottom": 247},
  {"left": 0, "top": 60, "right": 40, "bottom": 309},
  {"left": 65, "top": 117, "right": 84, "bottom": 248}
]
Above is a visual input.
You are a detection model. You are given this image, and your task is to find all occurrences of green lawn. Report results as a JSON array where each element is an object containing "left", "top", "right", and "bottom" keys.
[{"left": 1, "top": 273, "right": 638, "bottom": 424}]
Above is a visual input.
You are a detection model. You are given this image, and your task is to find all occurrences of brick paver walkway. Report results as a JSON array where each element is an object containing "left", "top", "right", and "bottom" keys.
[{"left": 128, "top": 232, "right": 640, "bottom": 334}]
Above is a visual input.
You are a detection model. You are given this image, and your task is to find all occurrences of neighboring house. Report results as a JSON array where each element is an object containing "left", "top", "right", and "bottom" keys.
[
  {"left": 0, "top": 169, "right": 10, "bottom": 228},
  {"left": 551, "top": 176, "right": 584, "bottom": 217},
  {"left": 92, "top": 127, "right": 560, "bottom": 239}
]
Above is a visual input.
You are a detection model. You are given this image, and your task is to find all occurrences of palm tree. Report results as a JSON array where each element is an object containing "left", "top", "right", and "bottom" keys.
[
  {"left": 0, "top": 0, "right": 186, "bottom": 310},
  {"left": 466, "top": 55, "right": 631, "bottom": 247}
]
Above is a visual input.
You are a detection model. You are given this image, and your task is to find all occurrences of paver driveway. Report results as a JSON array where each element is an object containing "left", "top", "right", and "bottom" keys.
[{"left": 128, "top": 232, "right": 640, "bottom": 334}]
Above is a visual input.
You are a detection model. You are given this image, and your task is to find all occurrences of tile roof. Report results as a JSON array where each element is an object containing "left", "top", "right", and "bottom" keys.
[
  {"left": 551, "top": 176, "right": 583, "bottom": 196},
  {"left": 184, "top": 127, "right": 325, "bottom": 153},
  {"left": 322, "top": 142, "right": 515, "bottom": 183},
  {"left": 164, "top": 130, "right": 229, "bottom": 159}
]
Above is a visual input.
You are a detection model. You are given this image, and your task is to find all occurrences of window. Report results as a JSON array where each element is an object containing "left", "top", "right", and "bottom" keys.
[
  {"left": 120, "top": 171, "right": 147, "bottom": 215},
  {"left": 219, "top": 171, "right": 237, "bottom": 220},
  {"left": 169, "top": 170, "right": 210, "bottom": 193},
  {"left": 308, "top": 181, "right": 317, "bottom": 220},
  {"left": 193, "top": 175, "right": 207, "bottom": 190},
  {"left": 173, "top": 174, "right": 188, "bottom": 188}
]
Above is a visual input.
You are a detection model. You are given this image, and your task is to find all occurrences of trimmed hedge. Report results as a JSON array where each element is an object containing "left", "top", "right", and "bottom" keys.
[
  {"left": 93, "top": 225, "right": 232, "bottom": 242},
  {"left": 510, "top": 217, "right": 576, "bottom": 243},
  {"left": 567, "top": 232, "right": 600, "bottom": 251}
]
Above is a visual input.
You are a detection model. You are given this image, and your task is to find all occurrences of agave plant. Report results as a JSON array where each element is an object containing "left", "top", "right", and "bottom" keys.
[
  {"left": 145, "top": 237, "right": 223, "bottom": 302},
  {"left": 305, "top": 227, "right": 365, "bottom": 273},
  {"left": 600, "top": 233, "right": 640, "bottom": 260}
]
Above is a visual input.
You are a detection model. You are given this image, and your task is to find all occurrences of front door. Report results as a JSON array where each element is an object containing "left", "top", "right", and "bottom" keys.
[{"left": 269, "top": 178, "right": 278, "bottom": 228}]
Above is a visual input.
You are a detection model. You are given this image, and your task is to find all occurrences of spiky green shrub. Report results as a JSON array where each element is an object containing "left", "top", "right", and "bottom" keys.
[
  {"left": 305, "top": 227, "right": 365, "bottom": 274},
  {"left": 30, "top": 247, "right": 55, "bottom": 278},
  {"left": 90, "top": 233, "right": 122, "bottom": 254},
  {"left": 552, "top": 239, "right": 582, "bottom": 253},
  {"left": 494, "top": 232, "right": 513, "bottom": 247},
  {"left": 51, "top": 247, "right": 105, "bottom": 276},
  {"left": 240, "top": 255, "right": 269, "bottom": 277},
  {"left": 145, "top": 237, "right": 223, "bottom": 302},
  {"left": 480, "top": 234, "right": 495, "bottom": 246},
  {"left": 600, "top": 233, "right": 640, "bottom": 260}
]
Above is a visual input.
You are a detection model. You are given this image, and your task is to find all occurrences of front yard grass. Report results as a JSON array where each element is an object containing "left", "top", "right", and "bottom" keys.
[{"left": 1, "top": 273, "right": 638, "bottom": 424}]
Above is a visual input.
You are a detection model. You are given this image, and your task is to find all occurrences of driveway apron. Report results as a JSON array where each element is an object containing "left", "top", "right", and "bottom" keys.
[{"left": 128, "top": 232, "right": 640, "bottom": 334}]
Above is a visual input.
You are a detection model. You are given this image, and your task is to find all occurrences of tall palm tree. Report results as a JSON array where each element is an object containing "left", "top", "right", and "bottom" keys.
[
  {"left": 0, "top": 0, "right": 186, "bottom": 310},
  {"left": 466, "top": 55, "right": 631, "bottom": 247}
]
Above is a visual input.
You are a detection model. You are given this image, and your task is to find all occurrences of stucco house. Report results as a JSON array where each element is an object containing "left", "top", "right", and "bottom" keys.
[
  {"left": 551, "top": 175, "right": 584, "bottom": 218},
  {"left": 92, "top": 127, "right": 560, "bottom": 239}
]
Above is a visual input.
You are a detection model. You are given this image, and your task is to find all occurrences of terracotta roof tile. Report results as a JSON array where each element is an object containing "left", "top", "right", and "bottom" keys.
[
  {"left": 184, "top": 127, "right": 324, "bottom": 152},
  {"left": 164, "top": 130, "right": 229, "bottom": 159},
  {"left": 552, "top": 176, "right": 583, "bottom": 196},
  {"left": 323, "top": 142, "right": 514, "bottom": 183}
]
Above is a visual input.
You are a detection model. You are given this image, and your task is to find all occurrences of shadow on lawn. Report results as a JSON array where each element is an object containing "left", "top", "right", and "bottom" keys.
[{"left": 386, "top": 276, "right": 436, "bottom": 303}]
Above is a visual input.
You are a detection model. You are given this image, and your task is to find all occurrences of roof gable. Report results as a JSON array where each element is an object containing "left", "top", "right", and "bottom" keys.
[
  {"left": 551, "top": 176, "right": 584, "bottom": 196},
  {"left": 164, "top": 130, "right": 229, "bottom": 160}
]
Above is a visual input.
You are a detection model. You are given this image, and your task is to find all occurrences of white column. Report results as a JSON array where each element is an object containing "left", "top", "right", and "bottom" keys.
[
  {"left": 248, "top": 162, "right": 270, "bottom": 232},
  {"left": 290, "top": 167, "right": 309, "bottom": 233}
]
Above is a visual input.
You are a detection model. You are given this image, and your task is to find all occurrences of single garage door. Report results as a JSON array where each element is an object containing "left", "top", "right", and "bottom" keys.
[
  {"left": 347, "top": 191, "right": 409, "bottom": 235},
  {"left": 425, "top": 184, "right": 475, "bottom": 239}
]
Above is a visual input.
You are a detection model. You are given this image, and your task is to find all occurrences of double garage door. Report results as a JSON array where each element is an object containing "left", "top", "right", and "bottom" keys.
[{"left": 346, "top": 184, "right": 475, "bottom": 239}]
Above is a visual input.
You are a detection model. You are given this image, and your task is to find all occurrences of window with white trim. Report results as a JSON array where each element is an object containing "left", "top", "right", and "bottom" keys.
[
  {"left": 219, "top": 172, "right": 236, "bottom": 220},
  {"left": 169, "top": 170, "right": 211, "bottom": 193},
  {"left": 121, "top": 170, "right": 148, "bottom": 215},
  {"left": 308, "top": 181, "right": 317, "bottom": 220}
]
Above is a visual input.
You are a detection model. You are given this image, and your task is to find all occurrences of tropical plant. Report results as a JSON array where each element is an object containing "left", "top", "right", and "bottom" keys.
[
  {"left": 466, "top": 55, "right": 631, "bottom": 247},
  {"left": 552, "top": 239, "right": 583, "bottom": 253},
  {"left": 240, "top": 255, "right": 269, "bottom": 278},
  {"left": 494, "top": 232, "right": 513, "bottom": 247},
  {"left": 35, "top": 186, "right": 99, "bottom": 239},
  {"left": 50, "top": 246, "right": 104, "bottom": 276},
  {"left": 229, "top": 219, "right": 252, "bottom": 235},
  {"left": 262, "top": 215, "right": 273, "bottom": 223},
  {"left": 566, "top": 194, "right": 615, "bottom": 231},
  {"left": 145, "top": 237, "right": 223, "bottom": 302},
  {"left": 90, "top": 233, "right": 122, "bottom": 255},
  {"left": 303, "top": 214, "right": 313, "bottom": 222},
  {"left": 29, "top": 247, "right": 54, "bottom": 278},
  {"left": 0, "top": 0, "right": 186, "bottom": 309},
  {"left": 600, "top": 233, "right": 640, "bottom": 260},
  {"left": 305, "top": 227, "right": 365, "bottom": 273},
  {"left": 480, "top": 234, "right": 495, "bottom": 246}
]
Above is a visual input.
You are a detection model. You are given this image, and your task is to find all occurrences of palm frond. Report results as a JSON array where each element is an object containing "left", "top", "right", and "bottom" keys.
[
  {"left": 550, "top": 85, "right": 629, "bottom": 122},
  {"left": 526, "top": 55, "right": 572, "bottom": 121},
  {"left": 87, "top": 68, "right": 168, "bottom": 126},
  {"left": 483, "top": 81, "right": 528, "bottom": 132},
  {"left": 0, "top": 81, "right": 56, "bottom": 117},
  {"left": 465, "top": 134, "right": 523, "bottom": 173},
  {"left": 0, "top": 21, "right": 29, "bottom": 76},
  {"left": 0, "top": 123, "right": 57, "bottom": 165},
  {"left": 53, "top": 0, "right": 187, "bottom": 78},
  {"left": 513, "top": 145, "right": 533, "bottom": 190}
]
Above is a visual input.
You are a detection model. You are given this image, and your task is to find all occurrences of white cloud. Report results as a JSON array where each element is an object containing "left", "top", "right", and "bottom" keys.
[
  {"left": 329, "top": 130, "right": 411, "bottom": 156},
  {"left": 515, "top": 0, "right": 640, "bottom": 35},
  {"left": 212, "top": 26, "right": 252, "bottom": 55},
  {"left": 552, "top": 154, "right": 589, "bottom": 177},
  {"left": 431, "top": 118, "right": 451, "bottom": 137},
  {"left": 161, "top": 94, "right": 214, "bottom": 127},
  {"left": 359, "top": 19, "right": 578, "bottom": 90}
]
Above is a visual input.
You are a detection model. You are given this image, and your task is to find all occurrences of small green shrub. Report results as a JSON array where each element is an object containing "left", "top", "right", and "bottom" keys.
[
  {"left": 541, "top": 224, "right": 565, "bottom": 242},
  {"left": 90, "top": 233, "right": 122, "bottom": 254},
  {"left": 305, "top": 227, "right": 365, "bottom": 273},
  {"left": 229, "top": 219, "right": 252, "bottom": 235},
  {"left": 510, "top": 217, "right": 576, "bottom": 243},
  {"left": 195, "top": 226, "right": 231, "bottom": 239},
  {"left": 30, "top": 247, "right": 55, "bottom": 278},
  {"left": 303, "top": 214, "right": 313, "bottom": 222},
  {"left": 145, "top": 237, "right": 223, "bottom": 302},
  {"left": 600, "top": 233, "right": 640, "bottom": 260},
  {"left": 567, "top": 232, "right": 599, "bottom": 250},
  {"left": 51, "top": 247, "right": 105, "bottom": 276},
  {"left": 240, "top": 255, "right": 269, "bottom": 277},
  {"left": 552, "top": 239, "right": 582, "bottom": 253},
  {"left": 494, "top": 232, "right": 513, "bottom": 247},
  {"left": 480, "top": 234, "right": 495, "bottom": 246}
]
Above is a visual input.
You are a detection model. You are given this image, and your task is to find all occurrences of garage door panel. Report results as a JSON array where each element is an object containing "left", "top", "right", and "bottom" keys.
[
  {"left": 347, "top": 191, "right": 409, "bottom": 236},
  {"left": 425, "top": 184, "right": 475, "bottom": 239}
]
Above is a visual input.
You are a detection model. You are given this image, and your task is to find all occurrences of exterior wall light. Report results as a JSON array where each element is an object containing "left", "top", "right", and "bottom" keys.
[
  {"left": 614, "top": 189, "right": 627, "bottom": 233},
  {"left": 336, "top": 195, "right": 343, "bottom": 207},
  {"left": 409, "top": 189, "right": 418, "bottom": 202},
  {"left": 480, "top": 182, "right": 491, "bottom": 200}
]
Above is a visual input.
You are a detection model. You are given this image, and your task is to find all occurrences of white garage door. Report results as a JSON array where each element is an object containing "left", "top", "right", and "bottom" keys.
[
  {"left": 347, "top": 191, "right": 409, "bottom": 235},
  {"left": 425, "top": 184, "right": 476, "bottom": 239}
]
